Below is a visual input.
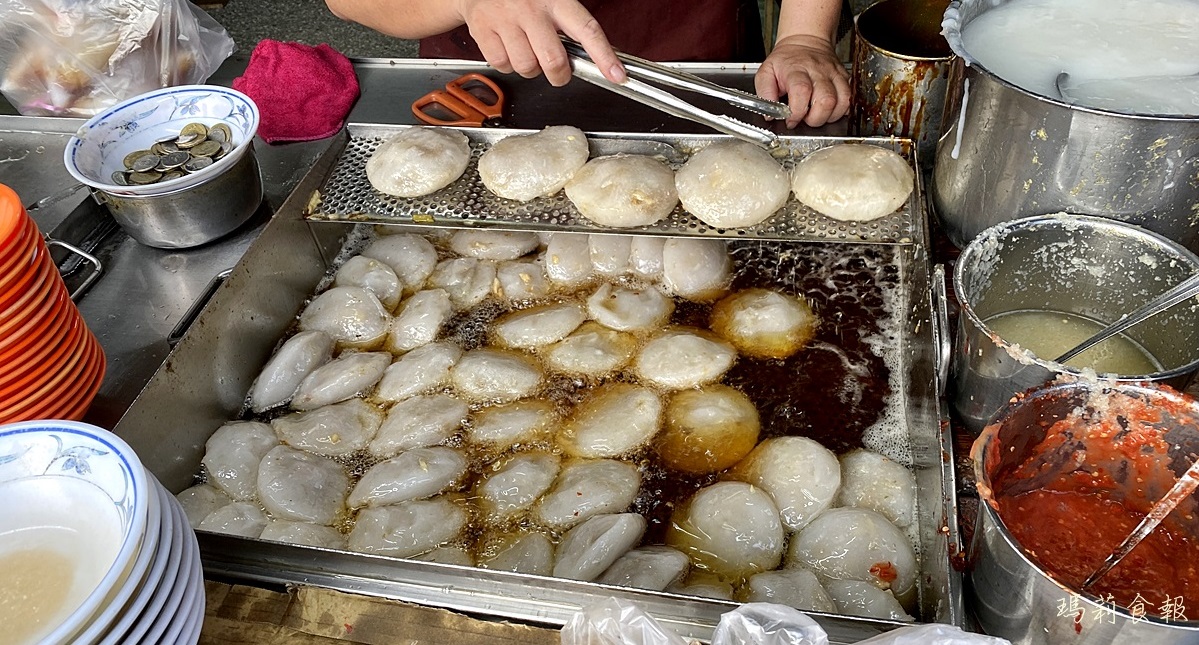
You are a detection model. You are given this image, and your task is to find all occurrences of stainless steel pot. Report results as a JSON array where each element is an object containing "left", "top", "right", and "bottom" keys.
[
  {"left": 951, "top": 214, "right": 1199, "bottom": 434},
  {"left": 970, "top": 381, "right": 1199, "bottom": 644},
  {"left": 932, "top": 0, "right": 1199, "bottom": 252},
  {"left": 92, "top": 142, "right": 263, "bottom": 249}
]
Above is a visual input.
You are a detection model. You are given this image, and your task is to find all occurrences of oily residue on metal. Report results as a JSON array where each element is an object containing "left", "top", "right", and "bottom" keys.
[{"left": 850, "top": 0, "right": 953, "bottom": 166}]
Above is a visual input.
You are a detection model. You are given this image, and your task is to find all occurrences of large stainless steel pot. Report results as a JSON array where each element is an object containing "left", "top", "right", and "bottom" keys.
[
  {"left": 970, "top": 381, "right": 1199, "bottom": 644},
  {"left": 932, "top": 0, "right": 1199, "bottom": 252}
]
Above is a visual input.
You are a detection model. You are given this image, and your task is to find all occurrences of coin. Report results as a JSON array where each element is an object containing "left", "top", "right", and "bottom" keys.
[
  {"left": 129, "top": 171, "right": 163, "bottom": 185},
  {"left": 176, "top": 123, "right": 209, "bottom": 148},
  {"left": 182, "top": 122, "right": 209, "bottom": 139},
  {"left": 161, "top": 151, "right": 190, "bottom": 170},
  {"left": 111, "top": 171, "right": 130, "bottom": 185},
  {"left": 156, "top": 134, "right": 179, "bottom": 145},
  {"left": 123, "top": 149, "right": 154, "bottom": 170},
  {"left": 209, "top": 123, "right": 232, "bottom": 143},
  {"left": 183, "top": 156, "right": 213, "bottom": 172},
  {"left": 131, "top": 154, "right": 162, "bottom": 173},
  {"left": 162, "top": 170, "right": 186, "bottom": 182},
  {"left": 190, "top": 140, "right": 221, "bottom": 158},
  {"left": 175, "top": 134, "right": 202, "bottom": 149},
  {"left": 151, "top": 140, "right": 180, "bottom": 156},
  {"left": 213, "top": 142, "right": 232, "bottom": 160}
]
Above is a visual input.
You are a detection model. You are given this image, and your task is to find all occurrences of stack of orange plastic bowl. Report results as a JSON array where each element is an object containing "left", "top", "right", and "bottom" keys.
[{"left": 0, "top": 183, "right": 105, "bottom": 423}]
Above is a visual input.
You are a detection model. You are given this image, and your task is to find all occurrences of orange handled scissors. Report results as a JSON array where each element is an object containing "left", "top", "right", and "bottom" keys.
[{"left": 412, "top": 73, "right": 505, "bottom": 127}]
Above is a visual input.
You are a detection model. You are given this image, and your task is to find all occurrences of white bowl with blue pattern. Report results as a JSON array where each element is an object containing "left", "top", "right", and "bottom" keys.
[
  {"left": 0, "top": 420, "right": 149, "bottom": 644},
  {"left": 63, "top": 85, "right": 260, "bottom": 197}
]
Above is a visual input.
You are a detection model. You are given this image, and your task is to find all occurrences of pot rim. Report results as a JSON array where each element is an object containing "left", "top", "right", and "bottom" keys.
[
  {"left": 953, "top": 212, "right": 1199, "bottom": 382},
  {"left": 854, "top": 0, "right": 956, "bottom": 63},
  {"left": 972, "top": 380, "right": 1199, "bottom": 628}
]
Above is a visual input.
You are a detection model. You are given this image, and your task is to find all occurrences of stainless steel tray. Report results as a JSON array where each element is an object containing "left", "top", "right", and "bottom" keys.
[
  {"left": 114, "top": 132, "right": 961, "bottom": 643},
  {"left": 306, "top": 124, "right": 920, "bottom": 244}
]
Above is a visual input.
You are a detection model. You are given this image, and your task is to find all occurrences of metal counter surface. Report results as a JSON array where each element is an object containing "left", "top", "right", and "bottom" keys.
[{"left": 1, "top": 56, "right": 842, "bottom": 429}]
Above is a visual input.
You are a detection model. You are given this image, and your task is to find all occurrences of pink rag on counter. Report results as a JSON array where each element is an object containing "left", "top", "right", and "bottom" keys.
[{"left": 233, "top": 40, "right": 360, "bottom": 144}]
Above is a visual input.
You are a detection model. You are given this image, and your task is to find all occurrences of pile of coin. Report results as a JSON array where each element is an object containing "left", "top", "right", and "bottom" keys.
[{"left": 113, "top": 122, "right": 235, "bottom": 186}]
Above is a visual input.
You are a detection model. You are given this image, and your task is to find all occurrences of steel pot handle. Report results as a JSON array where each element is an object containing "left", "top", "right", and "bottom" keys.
[
  {"left": 932, "top": 264, "right": 952, "bottom": 390},
  {"left": 44, "top": 237, "right": 103, "bottom": 301},
  {"left": 25, "top": 182, "right": 86, "bottom": 213},
  {"left": 168, "top": 268, "right": 233, "bottom": 347}
]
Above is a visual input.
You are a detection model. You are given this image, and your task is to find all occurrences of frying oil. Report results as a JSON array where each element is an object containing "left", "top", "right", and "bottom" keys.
[{"left": 222, "top": 228, "right": 917, "bottom": 590}]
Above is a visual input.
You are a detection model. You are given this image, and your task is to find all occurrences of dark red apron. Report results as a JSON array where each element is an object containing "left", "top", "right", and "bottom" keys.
[{"left": 419, "top": 0, "right": 765, "bottom": 63}]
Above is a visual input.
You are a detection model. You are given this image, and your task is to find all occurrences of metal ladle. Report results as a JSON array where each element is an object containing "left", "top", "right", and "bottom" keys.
[
  {"left": 1053, "top": 272, "right": 1199, "bottom": 365},
  {"left": 1082, "top": 454, "right": 1199, "bottom": 590},
  {"left": 1055, "top": 72, "right": 1072, "bottom": 102}
]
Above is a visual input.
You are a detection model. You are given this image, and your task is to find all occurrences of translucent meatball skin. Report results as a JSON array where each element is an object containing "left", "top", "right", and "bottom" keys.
[
  {"left": 366, "top": 127, "right": 471, "bottom": 197},
  {"left": 565, "top": 155, "right": 678, "bottom": 228},
  {"left": 727, "top": 436, "right": 841, "bottom": 532},
  {"left": 360, "top": 234, "right": 438, "bottom": 295},
  {"left": 347, "top": 496, "right": 469, "bottom": 558},
  {"left": 449, "top": 230, "right": 540, "bottom": 261},
  {"left": 202, "top": 421, "right": 278, "bottom": 501},
  {"left": 553, "top": 513, "right": 647, "bottom": 582},
  {"left": 535, "top": 458, "right": 641, "bottom": 531},
  {"left": 633, "top": 328, "right": 737, "bottom": 390},
  {"left": 249, "top": 330, "right": 334, "bottom": 413},
  {"left": 349, "top": 447, "right": 468, "bottom": 508},
  {"left": 558, "top": 383, "right": 662, "bottom": 459},
  {"left": 298, "top": 286, "right": 391, "bottom": 349},
  {"left": 660, "top": 238, "right": 732, "bottom": 302},
  {"left": 449, "top": 348, "right": 544, "bottom": 404},
  {"left": 256, "top": 446, "right": 349, "bottom": 526},
  {"left": 478, "top": 126, "right": 589, "bottom": 201},
  {"left": 787, "top": 507, "right": 918, "bottom": 607},
  {"left": 658, "top": 385, "right": 759, "bottom": 475},
  {"left": 837, "top": 449, "right": 917, "bottom": 527},
  {"left": 710, "top": 288, "right": 818, "bottom": 360},
  {"left": 675, "top": 140, "right": 789, "bottom": 229},
  {"left": 665, "top": 481, "right": 784, "bottom": 582}
]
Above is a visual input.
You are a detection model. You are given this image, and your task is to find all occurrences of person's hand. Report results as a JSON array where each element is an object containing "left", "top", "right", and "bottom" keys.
[
  {"left": 754, "top": 34, "right": 850, "bottom": 128},
  {"left": 458, "top": 0, "right": 626, "bottom": 87}
]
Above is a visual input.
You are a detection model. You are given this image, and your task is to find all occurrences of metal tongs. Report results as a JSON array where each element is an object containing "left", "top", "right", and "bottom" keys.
[{"left": 562, "top": 36, "right": 788, "bottom": 149}]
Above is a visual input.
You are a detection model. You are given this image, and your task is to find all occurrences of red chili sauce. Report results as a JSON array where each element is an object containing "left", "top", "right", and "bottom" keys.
[{"left": 992, "top": 394, "right": 1199, "bottom": 618}]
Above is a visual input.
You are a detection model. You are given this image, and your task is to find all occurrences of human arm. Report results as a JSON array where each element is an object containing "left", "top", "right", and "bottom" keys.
[
  {"left": 324, "top": 0, "right": 626, "bottom": 86},
  {"left": 753, "top": 0, "right": 851, "bottom": 128}
]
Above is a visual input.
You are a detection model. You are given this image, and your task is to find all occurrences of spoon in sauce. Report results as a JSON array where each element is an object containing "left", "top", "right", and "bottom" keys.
[
  {"left": 1081, "top": 454, "right": 1199, "bottom": 591},
  {"left": 1053, "top": 272, "right": 1199, "bottom": 365}
]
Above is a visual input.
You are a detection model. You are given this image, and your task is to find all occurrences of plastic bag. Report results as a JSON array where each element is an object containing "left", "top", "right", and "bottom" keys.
[
  {"left": 561, "top": 597, "right": 692, "bottom": 645},
  {"left": 562, "top": 600, "right": 1011, "bottom": 645},
  {"left": 0, "top": 0, "right": 235, "bottom": 116},
  {"left": 855, "top": 625, "right": 1011, "bottom": 644},
  {"left": 711, "top": 603, "right": 829, "bottom": 645}
]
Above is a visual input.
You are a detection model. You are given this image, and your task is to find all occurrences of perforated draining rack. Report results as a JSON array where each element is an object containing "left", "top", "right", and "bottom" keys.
[{"left": 306, "top": 124, "right": 924, "bottom": 244}]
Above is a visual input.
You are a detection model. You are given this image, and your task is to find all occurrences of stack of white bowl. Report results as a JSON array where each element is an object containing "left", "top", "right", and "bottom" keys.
[{"left": 0, "top": 420, "right": 205, "bottom": 644}]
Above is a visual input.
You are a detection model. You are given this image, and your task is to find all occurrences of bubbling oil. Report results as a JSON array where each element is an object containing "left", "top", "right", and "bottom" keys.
[{"left": 219, "top": 228, "right": 915, "bottom": 605}]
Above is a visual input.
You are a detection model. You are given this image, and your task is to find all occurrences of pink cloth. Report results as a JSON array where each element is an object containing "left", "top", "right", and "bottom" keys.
[{"left": 233, "top": 40, "right": 359, "bottom": 144}]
